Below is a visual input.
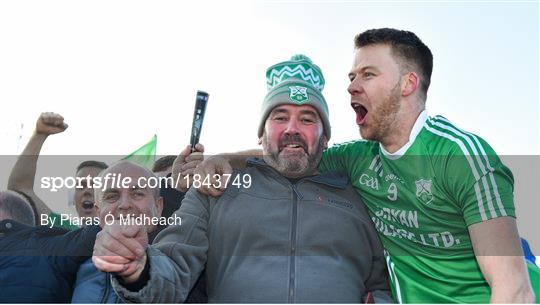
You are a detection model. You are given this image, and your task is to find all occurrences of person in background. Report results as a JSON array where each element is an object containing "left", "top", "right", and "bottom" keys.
[
  {"left": 8, "top": 112, "right": 107, "bottom": 228},
  {"left": 0, "top": 190, "right": 99, "bottom": 302}
]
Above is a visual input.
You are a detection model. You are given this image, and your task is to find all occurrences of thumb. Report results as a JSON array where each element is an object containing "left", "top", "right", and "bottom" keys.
[{"left": 122, "top": 224, "right": 146, "bottom": 239}]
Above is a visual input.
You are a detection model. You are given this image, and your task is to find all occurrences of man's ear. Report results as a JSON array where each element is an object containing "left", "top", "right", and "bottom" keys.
[
  {"left": 401, "top": 72, "right": 419, "bottom": 97},
  {"left": 156, "top": 196, "right": 164, "bottom": 217},
  {"left": 322, "top": 135, "right": 329, "bottom": 150},
  {"left": 258, "top": 137, "right": 262, "bottom": 145}
]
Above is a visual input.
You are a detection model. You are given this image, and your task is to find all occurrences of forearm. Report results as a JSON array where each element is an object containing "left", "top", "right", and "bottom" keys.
[
  {"left": 490, "top": 278, "right": 535, "bottom": 303},
  {"left": 8, "top": 132, "right": 48, "bottom": 190},
  {"left": 8, "top": 132, "right": 53, "bottom": 216},
  {"left": 222, "top": 149, "right": 262, "bottom": 169},
  {"left": 488, "top": 257, "right": 535, "bottom": 303},
  {"left": 469, "top": 218, "right": 535, "bottom": 303}
]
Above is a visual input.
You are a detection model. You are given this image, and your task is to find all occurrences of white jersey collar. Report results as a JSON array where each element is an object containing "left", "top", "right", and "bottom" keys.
[{"left": 380, "top": 110, "right": 428, "bottom": 159}]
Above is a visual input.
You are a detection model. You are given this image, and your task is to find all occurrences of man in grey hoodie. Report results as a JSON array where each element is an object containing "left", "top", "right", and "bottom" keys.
[{"left": 93, "top": 55, "right": 392, "bottom": 303}]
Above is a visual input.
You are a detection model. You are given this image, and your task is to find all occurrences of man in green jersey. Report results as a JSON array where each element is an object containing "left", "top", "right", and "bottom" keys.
[
  {"left": 194, "top": 28, "right": 535, "bottom": 303},
  {"left": 317, "top": 28, "right": 535, "bottom": 303}
]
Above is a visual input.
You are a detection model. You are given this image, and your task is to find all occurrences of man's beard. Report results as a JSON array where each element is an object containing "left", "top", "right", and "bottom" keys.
[
  {"left": 262, "top": 134, "right": 326, "bottom": 179},
  {"left": 360, "top": 80, "right": 401, "bottom": 142}
]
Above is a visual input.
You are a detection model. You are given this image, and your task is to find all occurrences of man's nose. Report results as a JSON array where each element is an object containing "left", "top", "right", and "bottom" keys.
[
  {"left": 117, "top": 193, "right": 131, "bottom": 210},
  {"left": 348, "top": 77, "right": 363, "bottom": 96},
  {"left": 284, "top": 118, "right": 301, "bottom": 135}
]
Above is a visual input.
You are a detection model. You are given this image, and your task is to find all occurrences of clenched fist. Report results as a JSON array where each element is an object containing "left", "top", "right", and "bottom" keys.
[
  {"left": 92, "top": 223, "right": 148, "bottom": 283},
  {"left": 35, "top": 112, "right": 68, "bottom": 135}
]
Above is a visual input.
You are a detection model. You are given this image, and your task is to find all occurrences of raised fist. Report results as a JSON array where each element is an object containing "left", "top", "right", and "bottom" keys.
[{"left": 35, "top": 112, "right": 68, "bottom": 135}]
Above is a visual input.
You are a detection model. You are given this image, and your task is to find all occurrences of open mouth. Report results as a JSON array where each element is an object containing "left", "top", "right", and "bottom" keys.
[
  {"left": 351, "top": 103, "right": 368, "bottom": 125},
  {"left": 279, "top": 142, "right": 307, "bottom": 153},
  {"left": 81, "top": 200, "right": 94, "bottom": 210}
]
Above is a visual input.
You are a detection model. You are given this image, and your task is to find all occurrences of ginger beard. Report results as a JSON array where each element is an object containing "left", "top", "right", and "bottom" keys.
[
  {"left": 356, "top": 79, "right": 402, "bottom": 142},
  {"left": 262, "top": 133, "right": 326, "bottom": 179}
]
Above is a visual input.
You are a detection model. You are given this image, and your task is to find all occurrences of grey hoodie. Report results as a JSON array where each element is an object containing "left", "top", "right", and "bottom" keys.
[{"left": 112, "top": 158, "right": 392, "bottom": 303}]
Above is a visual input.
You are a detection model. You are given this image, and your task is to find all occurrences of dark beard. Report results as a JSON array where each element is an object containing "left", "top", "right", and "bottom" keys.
[
  {"left": 263, "top": 134, "right": 326, "bottom": 178},
  {"left": 362, "top": 80, "right": 401, "bottom": 142}
]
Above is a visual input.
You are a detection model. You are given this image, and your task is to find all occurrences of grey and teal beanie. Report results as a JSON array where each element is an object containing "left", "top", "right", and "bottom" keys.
[{"left": 258, "top": 54, "right": 331, "bottom": 139}]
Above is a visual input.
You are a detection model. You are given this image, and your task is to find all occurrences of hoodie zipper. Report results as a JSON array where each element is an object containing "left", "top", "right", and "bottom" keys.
[{"left": 288, "top": 183, "right": 302, "bottom": 303}]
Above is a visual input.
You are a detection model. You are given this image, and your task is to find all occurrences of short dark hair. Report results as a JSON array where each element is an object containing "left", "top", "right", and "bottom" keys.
[
  {"left": 76, "top": 160, "right": 108, "bottom": 173},
  {"left": 152, "top": 155, "right": 176, "bottom": 173},
  {"left": 355, "top": 28, "right": 433, "bottom": 100},
  {"left": 0, "top": 190, "right": 35, "bottom": 226}
]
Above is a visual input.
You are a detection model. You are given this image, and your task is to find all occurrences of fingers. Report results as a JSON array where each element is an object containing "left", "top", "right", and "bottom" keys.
[
  {"left": 174, "top": 145, "right": 193, "bottom": 166},
  {"left": 193, "top": 143, "right": 205, "bottom": 153},
  {"left": 206, "top": 186, "right": 225, "bottom": 197},
  {"left": 182, "top": 158, "right": 203, "bottom": 171},
  {"left": 95, "top": 227, "right": 139, "bottom": 260},
  {"left": 219, "top": 161, "right": 234, "bottom": 182},
  {"left": 36, "top": 112, "right": 68, "bottom": 135},
  {"left": 92, "top": 255, "right": 128, "bottom": 273},
  {"left": 121, "top": 225, "right": 147, "bottom": 256},
  {"left": 184, "top": 152, "right": 204, "bottom": 164},
  {"left": 172, "top": 144, "right": 207, "bottom": 192},
  {"left": 93, "top": 223, "right": 148, "bottom": 276},
  {"left": 192, "top": 156, "right": 228, "bottom": 196},
  {"left": 40, "top": 112, "right": 67, "bottom": 129}
]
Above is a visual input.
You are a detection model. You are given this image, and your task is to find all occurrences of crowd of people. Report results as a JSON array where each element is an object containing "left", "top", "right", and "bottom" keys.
[{"left": 0, "top": 28, "right": 538, "bottom": 303}]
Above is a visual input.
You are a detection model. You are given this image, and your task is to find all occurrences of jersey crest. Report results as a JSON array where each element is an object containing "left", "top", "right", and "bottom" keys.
[{"left": 415, "top": 179, "right": 434, "bottom": 205}]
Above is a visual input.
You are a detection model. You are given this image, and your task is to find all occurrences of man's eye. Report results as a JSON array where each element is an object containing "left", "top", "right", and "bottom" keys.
[
  {"left": 132, "top": 191, "right": 145, "bottom": 198},
  {"left": 103, "top": 194, "right": 118, "bottom": 202},
  {"left": 364, "top": 72, "right": 375, "bottom": 78},
  {"left": 302, "top": 118, "right": 315, "bottom": 124},
  {"left": 274, "top": 116, "right": 286, "bottom": 121}
]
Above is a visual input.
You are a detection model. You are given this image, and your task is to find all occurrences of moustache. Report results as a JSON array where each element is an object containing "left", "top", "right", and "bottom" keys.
[{"left": 278, "top": 134, "right": 307, "bottom": 152}]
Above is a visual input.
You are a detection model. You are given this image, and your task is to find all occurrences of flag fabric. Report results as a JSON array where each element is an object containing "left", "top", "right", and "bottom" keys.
[{"left": 122, "top": 134, "right": 157, "bottom": 169}]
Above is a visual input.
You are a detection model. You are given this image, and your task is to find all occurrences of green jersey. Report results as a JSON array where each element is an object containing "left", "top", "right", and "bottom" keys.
[{"left": 320, "top": 111, "right": 516, "bottom": 303}]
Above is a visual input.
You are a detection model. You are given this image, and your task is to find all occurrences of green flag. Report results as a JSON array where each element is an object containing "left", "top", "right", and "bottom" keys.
[{"left": 122, "top": 134, "right": 157, "bottom": 169}]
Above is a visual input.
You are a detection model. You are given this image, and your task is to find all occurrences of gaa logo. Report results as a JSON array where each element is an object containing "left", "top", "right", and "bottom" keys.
[{"left": 289, "top": 86, "right": 309, "bottom": 103}]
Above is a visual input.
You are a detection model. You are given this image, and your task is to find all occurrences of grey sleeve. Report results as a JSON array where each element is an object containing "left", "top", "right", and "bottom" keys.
[
  {"left": 111, "top": 187, "right": 210, "bottom": 303},
  {"left": 364, "top": 223, "right": 394, "bottom": 303}
]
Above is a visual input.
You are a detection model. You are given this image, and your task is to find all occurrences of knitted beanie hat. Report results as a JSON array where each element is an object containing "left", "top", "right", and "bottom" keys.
[{"left": 258, "top": 54, "right": 330, "bottom": 139}]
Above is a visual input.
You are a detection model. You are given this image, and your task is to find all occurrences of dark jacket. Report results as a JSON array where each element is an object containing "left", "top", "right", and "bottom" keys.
[
  {"left": 71, "top": 204, "right": 207, "bottom": 304},
  {"left": 0, "top": 220, "right": 99, "bottom": 303},
  {"left": 113, "top": 158, "right": 391, "bottom": 303}
]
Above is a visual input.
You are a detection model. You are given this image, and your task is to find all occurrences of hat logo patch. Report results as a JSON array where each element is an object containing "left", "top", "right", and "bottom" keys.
[{"left": 289, "top": 86, "right": 309, "bottom": 104}]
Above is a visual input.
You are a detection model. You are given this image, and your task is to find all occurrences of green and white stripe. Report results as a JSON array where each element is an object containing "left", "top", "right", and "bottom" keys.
[
  {"left": 424, "top": 116, "right": 506, "bottom": 221},
  {"left": 385, "top": 251, "right": 403, "bottom": 304}
]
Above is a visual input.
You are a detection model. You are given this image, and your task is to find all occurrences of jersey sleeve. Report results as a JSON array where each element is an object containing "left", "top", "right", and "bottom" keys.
[
  {"left": 444, "top": 137, "right": 515, "bottom": 226},
  {"left": 319, "top": 141, "right": 369, "bottom": 177}
]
